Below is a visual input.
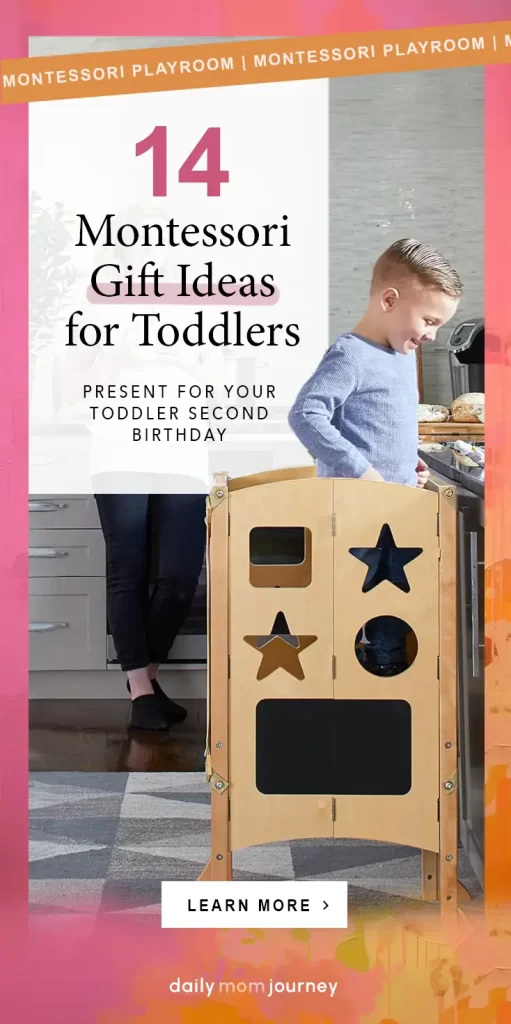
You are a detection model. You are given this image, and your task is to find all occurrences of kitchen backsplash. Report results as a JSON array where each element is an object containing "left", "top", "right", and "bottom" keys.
[{"left": 330, "top": 67, "right": 483, "bottom": 407}]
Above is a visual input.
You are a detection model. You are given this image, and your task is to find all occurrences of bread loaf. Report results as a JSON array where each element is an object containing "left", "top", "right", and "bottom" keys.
[
  {"left": 418, "top": 404, "right": 450, "bottom": 423},
  {"left": 451, "top": 393, "right": 484, "bottom": 423}
]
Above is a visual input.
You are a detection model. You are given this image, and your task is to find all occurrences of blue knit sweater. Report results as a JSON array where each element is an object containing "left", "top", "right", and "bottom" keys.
[{"left": 288, "top": 333, "right": 419, "bottom": 486}]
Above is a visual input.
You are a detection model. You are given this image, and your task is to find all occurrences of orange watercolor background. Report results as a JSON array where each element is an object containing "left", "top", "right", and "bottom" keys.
[
  {"left": 6, "top": 913, "right": 506, "bottom": 1024},
  {"left": 484, "top": 63, "right": 511, "bottom": 915}
]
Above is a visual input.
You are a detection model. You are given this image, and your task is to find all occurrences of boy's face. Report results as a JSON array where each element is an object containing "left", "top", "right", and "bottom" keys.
[{"left": 380, "top": 280, "right": 459, "bottom": 355}]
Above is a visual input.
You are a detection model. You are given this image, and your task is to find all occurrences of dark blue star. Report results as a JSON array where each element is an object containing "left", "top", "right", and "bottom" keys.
[{"left": 349, "top": 524, "right": 422, "bottom": 594}]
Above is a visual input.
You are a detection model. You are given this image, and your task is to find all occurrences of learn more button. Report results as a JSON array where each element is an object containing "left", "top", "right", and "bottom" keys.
[{"left": 161, "top": 881, "right": 348, "bottom": 929}]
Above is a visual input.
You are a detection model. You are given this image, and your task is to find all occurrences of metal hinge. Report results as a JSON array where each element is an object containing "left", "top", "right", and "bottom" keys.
[
  {"left": 332, "top": 654, "right": 337, "bottom": 679},
  {"left": 444, "top": 770, "right": 458, "bottom": 792},
  {"left": 228, "top": 797, "right": 231, "bottom": 821},
  {"left": 228, "top": 655, "right": 231, "bottom": 678},
  {"left": 210, "top": 483, "right": 228, "bottom": 509},
  {"left": 210, "top": 771, "right": 229, "bottom": 794},
  {"left": 228, "top": 513, "right": 231, "bottom": 536},
  {"left": 437, "top": 512, "right": 440, "bottom": 537},
  {"left": 331, "top": 797, "right": 337, "bottom": 822},
  {"left": 437, "top": 656, "right": 440, "bottom": 680},
  {"left": 437, "top": 798, "right": 440, "bottom": 822},
  {"left": 331, "top": 512, "right": 336, "bottom": 536}
]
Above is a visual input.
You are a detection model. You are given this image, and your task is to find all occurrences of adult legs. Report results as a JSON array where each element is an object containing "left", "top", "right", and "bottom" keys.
[
  {"left": 361, "top": 561, "right": 410, "bottom": 674},
  {"left": 146, "top": 494, "right": 207, "bottom": 669},
  {"left": 95, "top": 494, "right": 154, "bottom": 698},
  {"left": 362, "top": 615, "right": 410, "bottom": 674}
]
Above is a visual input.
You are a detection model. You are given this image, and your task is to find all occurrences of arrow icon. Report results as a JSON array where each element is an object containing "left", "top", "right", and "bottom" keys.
[{"left": 323, "top": 901, "right": 329, "bottom": 909}]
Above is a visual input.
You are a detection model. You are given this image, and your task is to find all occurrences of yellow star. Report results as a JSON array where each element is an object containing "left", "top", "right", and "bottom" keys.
[{"left": 244, "top": 611, "right": 317, "bottom": 680}]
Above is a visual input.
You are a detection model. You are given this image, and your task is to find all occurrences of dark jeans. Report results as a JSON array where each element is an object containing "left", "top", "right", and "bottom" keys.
[
  {"left": 363, "top": 615, "right": 409, "bottom": 670},
  {"left": 95, "top": 494, "right": 206, "bottom": 672},
  {"left": 358, "top": 560, "right": 410, "bottom": 671}
]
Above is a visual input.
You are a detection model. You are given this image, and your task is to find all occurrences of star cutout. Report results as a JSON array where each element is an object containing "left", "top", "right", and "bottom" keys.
[
  {"left": 349, "top": 523, "right": 422, "bottom": 594},
  {"left": 244, "top": 611, "right": 317, "bottom": 680}
]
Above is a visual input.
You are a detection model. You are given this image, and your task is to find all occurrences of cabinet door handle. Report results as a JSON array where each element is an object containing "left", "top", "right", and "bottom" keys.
[
  {"left": 29, "top": 548, "right": 69, "bottom": 559},
  {"left": 29, "top": 622, "right": 69, "bottom": 632},
  {"left": 29, "top": 501, "right": 68, "bottom": 512},
  {"left": 469, "top": 532, "right": 480, "bottom": 677}
]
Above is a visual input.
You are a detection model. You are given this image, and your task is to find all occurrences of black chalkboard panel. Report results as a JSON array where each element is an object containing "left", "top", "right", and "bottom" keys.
[{"left": 255, "top": 699, "right": 411, "bottom": 796}]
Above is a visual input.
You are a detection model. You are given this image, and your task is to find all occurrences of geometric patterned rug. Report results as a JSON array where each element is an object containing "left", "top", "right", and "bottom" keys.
[{"left": 30, "top": 772, "right": 482, "bottom": 924}]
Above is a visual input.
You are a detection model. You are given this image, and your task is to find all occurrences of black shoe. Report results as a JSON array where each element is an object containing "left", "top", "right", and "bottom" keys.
[
  {"left": 370, "top": 663, "right": 406, "bottom": 677},
  {"left": 126, "top": 680, "right": 187, "bottom": 724},
  {"left": 151, "top": 679, "right": 188, "bottom": 724},
  {"left": 129, "top": 694, "right": 170, "bottom": 731}
]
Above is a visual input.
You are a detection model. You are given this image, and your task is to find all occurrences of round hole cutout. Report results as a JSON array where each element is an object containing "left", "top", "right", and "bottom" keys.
[{"left": 355, "top": 617, "right": 418, "bottom": 677}]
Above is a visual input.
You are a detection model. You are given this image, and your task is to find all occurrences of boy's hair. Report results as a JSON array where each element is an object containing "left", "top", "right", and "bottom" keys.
[{"left": 371, "top": 238, "right": 463, "bottom": 298}]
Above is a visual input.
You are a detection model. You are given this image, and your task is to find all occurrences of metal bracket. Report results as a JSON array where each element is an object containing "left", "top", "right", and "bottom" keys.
[
  {"left": 210, "top": 484, "right": 228, "bottom": 509},
  {"left": 443, "top": 770, "right": 458, "bottom": 793},
  {"left": 205, "top": 752, "right": 230, "bottom": 793},
  {"left": 205, "top": 483, "right": 228, "bottom": 527},
  {"left": 210, "top": 771, "right": 230, "bottom": 795}
]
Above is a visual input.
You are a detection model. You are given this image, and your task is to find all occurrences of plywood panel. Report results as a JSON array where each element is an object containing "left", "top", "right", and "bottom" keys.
[
  {"left": 204, "top": 475, "right": 231, "bottom": 879},
  {"left": 228, "top": 478, "right": 335, "bottom": 850},
  {"left": 418, "top": 422, "right": 484, "bottom": 437},
  {"left": 332, "top": 481, "right": 440, "bottom": 852},
  {"left": 229, "top": 466, "right": 316, "bottom": 491},
  {"left": 437, "top": 485, "right": 458, "bottom": 912},
  {"left": 422, "top": 850, "right": 439, "bottom": 900},
  {"left": 206, "top": 472, "right": 455, "bottom": 894}
]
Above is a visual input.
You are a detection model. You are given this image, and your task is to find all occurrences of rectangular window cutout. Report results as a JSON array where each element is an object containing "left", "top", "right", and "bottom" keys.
[
  {"left": 256, "top": 698, "right": 411, "bottom": 796},
  {"left": 249, "top": 527, "right": 312, "bottom": 588}
]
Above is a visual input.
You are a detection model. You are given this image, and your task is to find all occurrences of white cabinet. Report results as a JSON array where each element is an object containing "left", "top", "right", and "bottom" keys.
[
  {"left": 29, "top": 495, "right": 107, "bottom": 671},
  {"left": 29, "top": 495, "right": 100, "bottom": 530},
  {"left": 30, "top": 577, "right": 106, "bottom": 670},
  {"left": 29, "top": 529, "right": 105, "bottom": 578}
]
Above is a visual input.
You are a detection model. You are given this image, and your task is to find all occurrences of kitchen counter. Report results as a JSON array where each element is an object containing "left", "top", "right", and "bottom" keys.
[{"left": 421, "top": 447, "right": 484, "bottom": 498}]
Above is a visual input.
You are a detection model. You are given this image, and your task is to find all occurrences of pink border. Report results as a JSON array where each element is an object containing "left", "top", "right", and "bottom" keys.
[
  {"left": 0, "top": 4, "right": 28, "bottom": 921},
  {"left": 1, "top": 0, "right": 510, "bottom": 949}
]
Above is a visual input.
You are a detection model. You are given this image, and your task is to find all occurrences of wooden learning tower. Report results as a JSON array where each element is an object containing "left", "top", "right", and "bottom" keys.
[{"left": 200, "top": 466, "right": 461, "bottom": 915}]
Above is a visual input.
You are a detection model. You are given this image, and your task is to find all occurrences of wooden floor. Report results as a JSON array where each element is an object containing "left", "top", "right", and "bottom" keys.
[{"left": 29, "top": 698, "right": 207, "bottom": 772}]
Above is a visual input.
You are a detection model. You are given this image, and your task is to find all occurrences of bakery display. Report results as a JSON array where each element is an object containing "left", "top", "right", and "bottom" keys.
[
  {"left": 418, "top": 393, "right": 484, "bottom": 424},
  {"left": 417, "top": 404, "right": 450, "bottom": 423},
  {"left": 451, "top": 392, "right": 484, "bottom": 423}
]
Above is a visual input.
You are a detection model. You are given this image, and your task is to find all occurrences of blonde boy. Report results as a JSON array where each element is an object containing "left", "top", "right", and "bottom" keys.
[{"left": 288, "top": 239, "right": 463, "bottom": 672}]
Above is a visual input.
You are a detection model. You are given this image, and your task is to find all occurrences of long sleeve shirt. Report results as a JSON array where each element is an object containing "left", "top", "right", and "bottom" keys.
[{"left": 288, "top": 333, "right": 419, "bottom": 486}]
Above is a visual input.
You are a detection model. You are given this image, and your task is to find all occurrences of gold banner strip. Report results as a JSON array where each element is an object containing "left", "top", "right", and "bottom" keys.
[{"left": 2, "top": 22, "right": 511, "bottom": 104}]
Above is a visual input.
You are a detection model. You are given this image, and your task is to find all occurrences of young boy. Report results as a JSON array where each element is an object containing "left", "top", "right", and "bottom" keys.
[{"left": 288, "top": 238, "right": 463, "bottom": 675}]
